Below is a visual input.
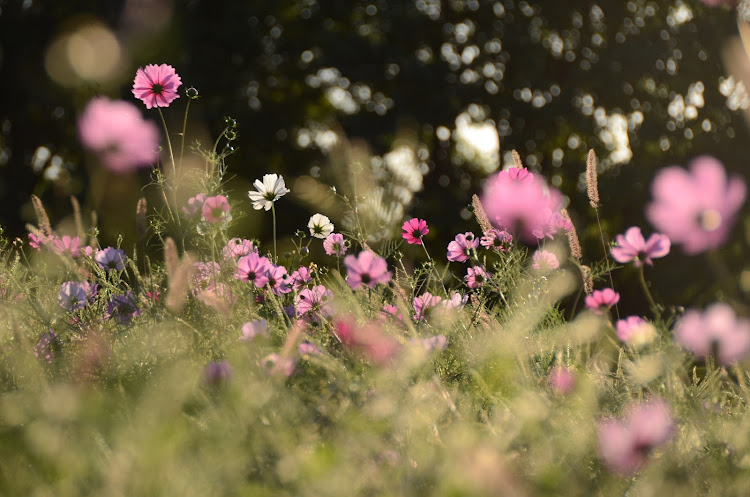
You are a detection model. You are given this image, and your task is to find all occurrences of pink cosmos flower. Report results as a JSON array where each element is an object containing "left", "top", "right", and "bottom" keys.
[
  {"left": 78, "top": 97, "right": 160, "bottom": 173},
  {"left": 240, "top": 319, "right": 268, "bottom": 342},
  {"left": 447, "top": 232, "right": 479, "bottom": 262},
  {"left": 201, "top": 195, "right": 231, "bottom": 223},
  {"left": 58, "top": 281, "right": 88, "bottom": 311},
  {"left": 547, "top": 366, "right": 576, "bottom": 395},
  {"left": 335, "top": 318, "right": 400, "bottom": 366},
  {"left": 264, "top": 265, "right": 292, "bottom": 295},
  {"left": 28, "top": 232, "right": 45, "bottom": 251},
  {"left": 95, "top": 247, "right": 127, "bottom": 271},
  {"left": 616, "top": 316, "right": 656, "bottom": 347},
  {"left": 532, "top": 250, "right": 559, "bottom": 271},
  {"left": 344, "top": 251, "right": 392, "bottom": 290},
  {"left": 34, "top": 329, "right": 59, "bottom": 363},
  {"left": 532, "top": 212, "right": 574, "bottom": 240},
  {"left": 222, "top": 238, "right": 257, "bottom": 260},
  {"left": 481, "top": 167, "right": 564, "bottom": 242},
  {"left": 132, "top": 63, "right": 182, "bottom": 109},
  {"left": 381, "top": 304, "right": 404, "bottom": 322},
  {"left": 480, "top": 228, "right": 513, "bottom": 251},
  {"left": 585, "top": 288, "right": 620, "bottom": 315},
  {"left": 183, "top": 193, "right": 207, "bottom": 217},
  {"left": 611, "top": 227, "right": 670, "bottom": 267},
  {"left": 412, "top": 335, "right": 449, "bottom": 352},
  {"left": 323, "top": 233, "right": 347, "bottom": 256},
  {"left": 299, "top": 342, "right": 322, "bottom": 356},
  {"left": 646, "top": 156, "right": 746, "bottom": 255},
  {"left": 413, "top": 291, "right": 443, "bottom": 322},
  {"left": 51, "top": 235, "right": 82, "bottom": 258},
  {"left": 465, "top": 266, "right": 489, "bottom": 289},
  {"left": 673, "top": 303, "right": 750, "bottom": 366},
  {"left": 192, "top": 261, "right": 221, "bottom": 295},
  {"left": 296, "top": 285, "right": 334, "bottom": 322},
  {"left": 235, "top": 253, "right": 271, "bottom": 288},
  {"left": 598, "top": 399, "right": 674, "bottom": 475},
  {"left": 402, "top": 218, "right": 429, "bottom": 245},
  {"left": 441, "top": 292, "right": 468, "bottom": 310},
  {"left": 290, "top": 266, "right": 313, "bottom": 291},
  {"left": 261, "top": 353, "right": 296, "bottom": 377}
]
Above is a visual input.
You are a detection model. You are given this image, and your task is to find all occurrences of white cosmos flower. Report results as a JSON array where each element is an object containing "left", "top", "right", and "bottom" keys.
[
  {"left": 248, "top": 174, "right": 290, "bottom": 211},
  {"left": 308, "top": 213, "right": 334, "bottom": 239}
]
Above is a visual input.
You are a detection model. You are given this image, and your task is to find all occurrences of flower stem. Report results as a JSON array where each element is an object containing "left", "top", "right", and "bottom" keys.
[
  {"left": 272, "top": 203, "right": 278, "bottom": 263},
  {"left": 637, "top": 265, "right": 659, "bottom": 319},
  {"left": 422, "top": 241, "right": 448, "bottom": 296},
  {"left": 157, "top": 108, "right": 182, "bottom": 234},
  {"left": 594, "top": 208, "right": 619, "bottom": 320},
  {"left": 179, "top": 99, "right": 191, "bottom": 170}
]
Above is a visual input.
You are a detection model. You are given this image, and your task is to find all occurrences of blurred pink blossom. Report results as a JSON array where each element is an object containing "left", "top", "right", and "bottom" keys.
[
  {"left": 201, "top": 195, "right": 230, "bottom": 223},
  {"left": 598, "top": 399, "right": 674, "bottom": 475},
  {"left": 78, "top": 97, "right": 159, "bottom": 173},
  {"left": 585, "top": 288, "right": 620, "bottom": 315},
  {"left": 344, "top": 251, "right": 392, "bottom": 290},
  {"left": 646, "top": 156, "right": 746, "bottom": 254},
  {"left": 673, "top": 302, "right": 750, "bottom": 366}
]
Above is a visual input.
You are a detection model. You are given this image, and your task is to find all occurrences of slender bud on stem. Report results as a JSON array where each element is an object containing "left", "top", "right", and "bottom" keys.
[
  {"left": 580, "top": 265, "right": 594, "bottom": 295},
  {"left": 512, "top": 150, "right": 524, "bottom": 169},
  {"left": 561, "top": 209, "right": 582, "bottom": 260},
  {"left": 586, "top": 149, "right": 600, "bottom": 209},
  {"left": 472, "top": 195, "right": 493, "bottom": 233}
]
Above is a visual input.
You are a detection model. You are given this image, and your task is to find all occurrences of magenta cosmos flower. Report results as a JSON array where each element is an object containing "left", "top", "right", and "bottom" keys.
[
  {"left": 465, "top": 266, "right": 489, "bottom": 289},
  {"left": 413, "top": 291, "right": 442, "bottom": 321},
  {"left": 611, "top": 227, "right": 670, "bottom": 267},
  {"left": 585, "top": 288, "right": 620, "bottom": 315},
  {"left": 78, "top": 97, "right": 160, "bottom": 173},
  {"left": 201, "top": 195, "right": 231, "bottom": 223},
  {"left": 481, "top": 167, "right": 564, "bottom": 242},
  {"left": 616, "top": 316, "right": 656, "bottom": 347},
  {"left": 673, "top": 303, "right": 750, "bottom": 366},
  {"left": 344, "top": 251, "right": 392, "bottom": 290},
  {"left": 646, "top": 156, "right": 746, "bottom": 255},
  {"left": 132, "top": 63, "right": 182, "bottom": 109},
  {"left": 532, "top": 250, "right": 559, "bottom": 271},
  {"left": 296, "top": 285, "right": 334, "bottom": 322},
  {"left": 598, "top": 399, "right": 674, "bottom": 475},
  {"left": 480, "top": 228, "right": 513, "bottom": 251},
  {"left": 447, "top": 232, "right": 479, "bottom": 262},
  {"left": 402, "top": 218, "right": 429, "bottom": 245}
]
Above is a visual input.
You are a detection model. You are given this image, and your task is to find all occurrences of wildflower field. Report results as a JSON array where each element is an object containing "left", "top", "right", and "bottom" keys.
[{"left": 4, "top": 1, "right": 750, "bottom": 496}]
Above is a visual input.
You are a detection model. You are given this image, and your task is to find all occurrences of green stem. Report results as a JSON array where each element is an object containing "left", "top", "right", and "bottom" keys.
[
  {"left": 179, "top": 99, "right": 191, "bottom": 170},
  {"left": 272, "top": 203, "right": 277, "bottom": 263},
  {"left": 594, "top": 208, "right": 619, "bottom": 320},
  {"left": 637, "top": 265, "right": 659, "bottom": 319},
  {"left": 422, "top": 241, "right": 448, "bottom": 296},
  {"left": 157, "top": 108, "right": 182, "bottom": 234}
]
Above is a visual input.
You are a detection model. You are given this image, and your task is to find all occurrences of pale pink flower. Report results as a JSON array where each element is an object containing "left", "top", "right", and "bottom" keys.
[
  {"left": 323, "top": 233, "right": 347, "bottom": 256},
  {"left": 296, "top": 285, "right": 333, "bottom": 322},
  {"left": 465, "top": 266, "right": 489, "bottom": 289},
  {"left": 261, "top": 353, "right": 296, "bottom": 377},
  {"left": 95, "top": 247, "right": 127, "bottom": 271},
  {"left": 480, "top": 228, "right": 513, "bottom": 251},
  {"left": 646, "top": 156, "right": 746, "bottom": 255},
  {"left": 598, "top": 399, "right": 674, "bottom": 475},
  {"left": 58, "top": 281, "right": 88, "bottom": 311},
  {"left": 547, "top": 366, "right": 576, "bottom": 395},
  {"left": 290, "top": 266, "right": 313, "bottom": 291},
  {"left": 616, "top": 316, "right": 656, "bottom": 347},
  {"left": 413, "top": 335, "right": 448, "bottom": 352},
  {"left": 201, "top": 195, "right": 231, "bottom": 223},
  {"left": 51, "top": 235, "right": 82, "bottom": 258},
  {"left": 532, "top": 211, "right": 574, "bottom": 240},
  {"left": 481, "top": 167, "right": 564, "bottom": 242},
  {"left": 132, "top": 63, "right": 182, "bottom": 109},
  {"left": 381, "top": 304, "right": 404, "bottom": 322},
  {"left": 240, "top": 319, "right": 268, "bottom": 341},
  {"left": 264, "top": 265, "right": 292, "bottom": 295},
  {"left": 28, "top": 232, "right": 45, "bottom": 251},
  {"left": 611, "top": 227, "right": 670, "bottom": 267},
  {"left": 78, "top": 97, "right": 159, "bottom": 173},
  {"left": 441, "top": 292, "right": 468, "bottom": 310},
  {"left": 402, "top": 218, "right": 429, "bottom": 245},
  {"left": 222, "top": 238, "right": 257, "bottom": 260},
  {"left": 413, "top": 291, "right": 442, "bottom": 322},
  {"left": 183, "top": 193, "right": 207, "bottom": 217},
  {"left": 673, "top": 303, "right": 750, "bottom": 366},
  {"left": 344, "top": 251, "right": 392, "bottom": 290},
  {"left": 447, "top": 232, "right": 478, "bottom": 262},
  {"left": 192, "top": 261, "right": 221, "bottom": 295},
  {"left": 532, "top": 250, "right": 559, "bottom": 271},
  {"left": 235, "top": 253, "right": 271, "bottom": 288},
  {"left": 298, "top": 342, "right": 322, "bottom": 356},
  {"left": 585, "top": 288, "right": 619, "bottom": 315},
  {"left": 335, "top": 318, "right": 400, "bottom": 366}
]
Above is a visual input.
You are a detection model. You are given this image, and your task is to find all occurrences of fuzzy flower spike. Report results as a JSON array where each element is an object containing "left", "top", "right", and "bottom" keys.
[
  {"left": 248, "top": 174, "right": 290, "bottom": 211},
  {"left": 132, "top": 64, "right": 182, "bottom": 109}
]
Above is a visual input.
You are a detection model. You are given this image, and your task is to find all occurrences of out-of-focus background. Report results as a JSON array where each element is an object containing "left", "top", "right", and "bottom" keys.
[{"left": 0, "top": 0, "right": 748, "bottom": 310}]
